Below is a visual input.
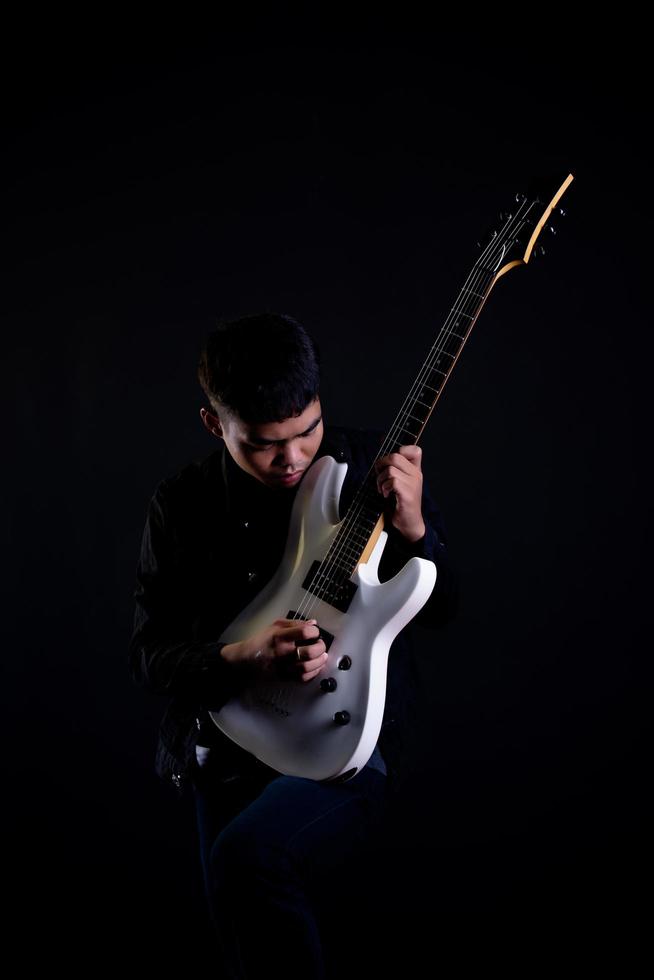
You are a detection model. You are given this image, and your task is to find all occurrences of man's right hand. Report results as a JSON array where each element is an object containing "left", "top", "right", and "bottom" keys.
[{"left": 220, "top": 618, "right": 328, "bottom": 683}]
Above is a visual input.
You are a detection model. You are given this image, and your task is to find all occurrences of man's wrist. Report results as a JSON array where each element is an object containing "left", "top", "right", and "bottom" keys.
[
  {"left": 219, "top": 641, "right": 243, "bottom": 664},
  {"left": 399, "top": 519, "right": 426, "bottom": 544}
]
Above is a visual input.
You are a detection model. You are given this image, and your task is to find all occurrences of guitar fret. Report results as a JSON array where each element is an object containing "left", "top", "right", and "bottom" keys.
[
  {"left": 333, "top": 537, "right": 362, "bottom": 553},
  {"left": 333, "top": 534, "right": 367, "bottom": 556},
  {"left": 336, "top": 528, "right": 370, "bottom": 550},
  {"left": 359, "top": 513, "right": 378, "bottom": 526},
  {"left": 322, "top": 557, "right": 354, "bottom": 575}
]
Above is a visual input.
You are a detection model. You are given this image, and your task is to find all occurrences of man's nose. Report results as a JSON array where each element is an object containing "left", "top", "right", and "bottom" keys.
[{"left": 276, "top": 443, "right": 303, "bottom": 468}]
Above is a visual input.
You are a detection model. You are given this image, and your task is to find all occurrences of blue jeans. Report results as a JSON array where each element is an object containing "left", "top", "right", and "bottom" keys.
[{"left": 191, "top": 753, "right": 389, "bottom": 979}]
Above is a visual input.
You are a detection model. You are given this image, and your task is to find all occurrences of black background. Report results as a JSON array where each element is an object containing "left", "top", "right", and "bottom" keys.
[{"left": 5, "top": 13, "right": 650, "bottom": 972}]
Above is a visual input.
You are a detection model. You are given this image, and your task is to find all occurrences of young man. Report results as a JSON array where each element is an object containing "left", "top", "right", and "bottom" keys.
[{"left": 128, "top": 312, "right": 458, "bottom": 978}]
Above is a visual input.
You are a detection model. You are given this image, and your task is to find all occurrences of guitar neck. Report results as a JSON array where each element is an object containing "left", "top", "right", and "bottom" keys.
[
  {"left": 343, "top": 261, "right": 500, "bottom": 554},
  {"left": 381, "top": 264, "right": 496, "bottom": 455},
  {"left": 326, "top": 174, "right": 574, "bottom": 574}
]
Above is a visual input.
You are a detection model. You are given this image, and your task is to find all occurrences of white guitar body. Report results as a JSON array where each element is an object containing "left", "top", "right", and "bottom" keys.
[
  {"left": 209, "top": 454, "right": 437, "bottom": 782},
  {"left": 206, "top": 174, "right": 577, "bottom": 781}
]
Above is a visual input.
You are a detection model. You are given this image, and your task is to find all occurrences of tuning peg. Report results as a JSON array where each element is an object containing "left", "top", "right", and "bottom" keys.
[
  {"left": 549, "top": 225, "right": 557, "bottom": 234},
  {"left": 558, "top": 207, "right": 566, "bottom": 216},
  {"left": 537, "top": 244, "right": 546, "bottom": 256},
  {"left": 515, "top": 191, "right": 526, "bottom": 203}
]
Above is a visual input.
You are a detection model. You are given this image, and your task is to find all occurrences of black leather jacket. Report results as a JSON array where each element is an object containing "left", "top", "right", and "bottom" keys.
[{"left": 127, "top": 423, "right": 459, "bottom": 799}]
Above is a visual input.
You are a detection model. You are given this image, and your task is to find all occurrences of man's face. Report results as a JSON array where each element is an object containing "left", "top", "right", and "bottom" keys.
[{"left": 201, "top": 397, "right": 324, "bottom": 489}]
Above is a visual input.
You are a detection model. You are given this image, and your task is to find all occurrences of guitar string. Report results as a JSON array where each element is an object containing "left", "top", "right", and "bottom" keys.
[
  {"left": 288, "top": 200, "right": 532, "bottom": 630},
  {"left": 296, "top": 204, "right": 532, "bottom": 627},
  {"left": 291, "top": 201, "right": 530, "bottom": 627}
]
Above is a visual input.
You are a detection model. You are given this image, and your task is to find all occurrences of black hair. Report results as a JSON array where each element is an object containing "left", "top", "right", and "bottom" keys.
[{"left": 198, "top": 312, "right": 321, "bottom": 424}]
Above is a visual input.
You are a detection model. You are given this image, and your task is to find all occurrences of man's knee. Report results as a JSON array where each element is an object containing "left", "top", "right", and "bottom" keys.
[{"left": 209, "top": 818, "right": 293, "bottom": 896}]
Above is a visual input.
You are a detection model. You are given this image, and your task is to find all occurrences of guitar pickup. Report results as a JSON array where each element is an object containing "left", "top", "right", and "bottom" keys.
[
  {"left": 286, "top": 610, "right": 334, "bottom": 652},
  {"left": 301, "top": 560, "right": 357, "bottom": 613}
]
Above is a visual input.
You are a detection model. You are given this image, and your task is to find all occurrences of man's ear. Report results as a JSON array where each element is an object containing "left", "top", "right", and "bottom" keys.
[{"left": 200, "top": 407, "right": 223, "bottom": 438}]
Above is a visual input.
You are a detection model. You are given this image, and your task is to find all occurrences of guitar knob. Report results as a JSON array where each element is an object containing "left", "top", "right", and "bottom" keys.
[
  {"left": 338, "top": 656, "right": 352, "bottom": 670},
  {"left": 333, "top": 710, "right": 351, "bottom": 725},
  {"left": 320, "top": 677, "right": 337, "bottom": 692}
]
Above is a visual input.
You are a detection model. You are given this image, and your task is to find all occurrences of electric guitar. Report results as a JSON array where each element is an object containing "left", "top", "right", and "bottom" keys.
[{"left": 209, "top": 173, "right": 574, "bottom": 782}]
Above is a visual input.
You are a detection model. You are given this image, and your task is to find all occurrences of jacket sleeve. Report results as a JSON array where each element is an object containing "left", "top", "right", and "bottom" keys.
[
  {"left": 127, "top": 480, "right": 245, "bottom": 707},
  {"left": 378, "top": 474, "right": 459, "bottom": 629}
]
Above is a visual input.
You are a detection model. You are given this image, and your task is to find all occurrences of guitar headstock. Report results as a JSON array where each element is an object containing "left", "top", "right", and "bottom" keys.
[{"left": 476, "top": 172, "right": 574, "bottom": 281}]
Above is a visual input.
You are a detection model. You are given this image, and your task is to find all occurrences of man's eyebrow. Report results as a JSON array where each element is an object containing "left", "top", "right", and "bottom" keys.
[{"left": 247, "top": 415, "right": 322, "bottom": 445}]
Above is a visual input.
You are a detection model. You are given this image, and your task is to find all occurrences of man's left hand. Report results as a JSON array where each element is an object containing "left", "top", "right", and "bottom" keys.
[{"left": 374, "top": 445, "right": 426, "bottom": 543}]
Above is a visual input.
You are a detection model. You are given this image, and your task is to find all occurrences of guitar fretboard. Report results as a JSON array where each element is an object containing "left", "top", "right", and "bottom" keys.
[{"left": 317, "top": 263, "right": 498, "bottom": 580}]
